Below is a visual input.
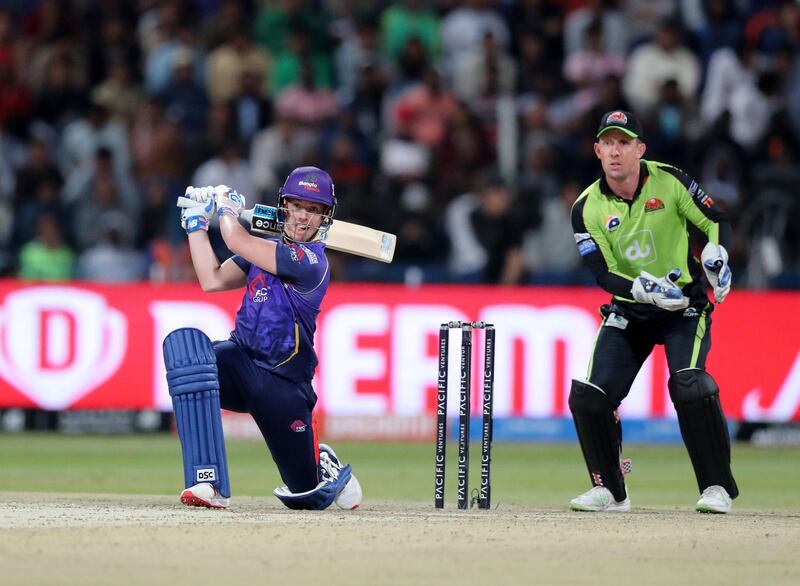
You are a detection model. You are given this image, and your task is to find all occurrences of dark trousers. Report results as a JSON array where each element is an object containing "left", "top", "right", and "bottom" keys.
[
  {"left": 213, "top": 340, "right": 319, "bottom": 493},
  {"left": 587, "top": 304, "right": 713, "bottom": 406}
]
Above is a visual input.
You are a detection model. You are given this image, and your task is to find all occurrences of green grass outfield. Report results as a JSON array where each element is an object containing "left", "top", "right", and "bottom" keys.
[{"left": 1, "top": 434, "right": 798, "bottom": 509}]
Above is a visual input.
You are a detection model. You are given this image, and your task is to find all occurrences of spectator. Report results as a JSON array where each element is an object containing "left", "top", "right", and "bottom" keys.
[
  {"left": 701, "top": 41, "right": 759, "bottom": 131},
  {"left": 274, "top": 58, "right": 338, "bottom": 129},
  {"left": 253, "top": 0, "right": 330, "bottom": 56},
  {"left": 18, "top": 212, "right": 74, "bottom": 281},
  {"left": 131, "top": 97, "right": 185, "bottom": 180},
  {"left": 623, "top": 19, "right": 701, "bottom": 113},
  {"left": 159, "top": 46, "right": 209, "bottom": 143},
  {"left": 440, "top": 0, "right": 510, "bottom": 74},
  {"left": 191, "top": 139, "right": 253, "bottom": 203},
  {"left": 391, "top": 66, "right": 459, "bottom": 150},
  {"left": 563, "top": 0, "right": 627, "bottom": 58},
  {"left": 58, "top": 99, "right": 131, "bottom": 182},
  {"left": 75, "top": 211, "right": 147, "bottom": 282},
  {"left": 205, "top": 30, "right": 270, "bottom": 105},
  {"left": 445, "top": 172, "right": 524, "bottom": 284},
  {"left": 452, "top": 31, "right": 516, "bottom": 113},
  {"left": 522, "top": 181, "right": 587, "bottom": 285},
  {"left": 250, "top": 114, "right": 316, "bottom": 199},
  {"left": 90, "top": 59, "right": 145, "bottom": 125},
  {"left": 380, "top": 0, "right": 439, "bottom": 65}
]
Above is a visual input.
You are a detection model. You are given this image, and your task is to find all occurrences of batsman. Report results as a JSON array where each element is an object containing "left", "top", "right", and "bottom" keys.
[
  {"left": 163, "top": 166, "right": 362, "bottom": 510},
  {"left": 569, "top": 111, "right": 738, "bottom": 513}
]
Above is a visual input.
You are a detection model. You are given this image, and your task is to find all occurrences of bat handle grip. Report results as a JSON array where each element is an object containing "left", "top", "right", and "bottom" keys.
[{"left": 177, "top": 195, "right": 254, "bottom": 226}]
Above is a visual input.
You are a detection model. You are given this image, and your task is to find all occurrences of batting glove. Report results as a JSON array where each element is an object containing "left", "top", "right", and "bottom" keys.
[
  {"left": 700, "top": 242, "right": 732, "bottom": 304},
  {"left": 180, "top": 187, "right": 215, "bottom": 234},
  {"left": 631, "top": 268, "right": 690, "bottom": 311},
  {"left": 214, "top": 185, "right": 246, "bottom": 219}
]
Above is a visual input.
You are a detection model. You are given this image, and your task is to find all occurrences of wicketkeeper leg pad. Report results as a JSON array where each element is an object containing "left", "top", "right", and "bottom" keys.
[
  {"left": 273, "top": 464, "right": 352, "bottom": 510},
  {"left": 164, "top": 328, "right": 231, "bottom": 498},
  {"left": 569, "top": 380, "right": 627, "bottom": 502},
  {"left": 669, "top": 369, "right": 738, "bottom": 498}
]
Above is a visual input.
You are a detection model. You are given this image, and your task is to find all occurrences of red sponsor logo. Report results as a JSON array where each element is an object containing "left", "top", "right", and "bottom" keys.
[
  {"left": 644, "top": 198, "right": 665, "bottom": 212},
  {"left": 248, "top": 273, "right": 267, "bottom": 298},
  {"left": 290, "top": 419, "right": 307, "bottom": 433},
  {"left": 288, "top": 244, "right": 306, "bottom": 262},
  {"left": 607, "top": 111, "right": 627, "bottom": 124},
  {"left": 591, "top": 472, "right": 604, "bottom": 486}
]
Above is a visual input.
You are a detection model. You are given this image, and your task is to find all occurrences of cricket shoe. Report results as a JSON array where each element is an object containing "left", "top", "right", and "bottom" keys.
[
  {"left": 696, "top": 485, "right": 732, "bottom": 514},
  {"left": 319, "top": 443, "right": 362, "bottom": 510},
  {"left": 570, "top": 486, "right": 630, "bottom": 512},
  {"left": 180, "top": 482, "right": 230, "bottom": 509}
]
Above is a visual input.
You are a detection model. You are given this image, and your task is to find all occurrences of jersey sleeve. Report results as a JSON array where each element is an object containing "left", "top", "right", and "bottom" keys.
[
  {"left": 571, "top": 195, "right": 634, "bottom": 298},
  {"left": 274, "top": 241, "right": 329, "bottom": 293},
  {"left": 230, "top": 255, "right": 252, "bottom": 274},
  {"left": 660, "top": 165, "right": 733, "bottom": 249}
]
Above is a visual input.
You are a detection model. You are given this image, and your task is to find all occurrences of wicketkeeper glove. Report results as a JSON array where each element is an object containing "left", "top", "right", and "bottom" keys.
[
  {"left": 700, "top": 242, "right": 732, "bottom": 304},
  {"left": 631, "top": 268, "right": 690, "bottom": 311}
]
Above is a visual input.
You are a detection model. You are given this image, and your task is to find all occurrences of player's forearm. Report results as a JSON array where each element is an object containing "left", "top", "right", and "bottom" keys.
[
  {"left": 218, "top": 213, "right": 249, "bottom": 255},
  {"left": 187, "top": 231, "right": 226, "bottom": 292}
]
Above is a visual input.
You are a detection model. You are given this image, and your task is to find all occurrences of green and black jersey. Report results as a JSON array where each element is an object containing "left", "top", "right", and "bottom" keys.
[{"left": 571, "top": 159, "right": 732, "bottom": 309}]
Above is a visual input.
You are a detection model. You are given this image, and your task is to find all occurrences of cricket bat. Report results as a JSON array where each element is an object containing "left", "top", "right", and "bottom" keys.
[{"left": 177, "top": 197, "right": 396, "bottom": 263}]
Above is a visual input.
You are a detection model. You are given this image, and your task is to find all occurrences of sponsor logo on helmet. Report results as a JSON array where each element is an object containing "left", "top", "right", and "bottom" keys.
[
  {"left": 605, "top": 215, "right": 620, "bottom": 231},
  {"left": 290, "top": 420, "right": 307, "bottom": 433},
  {"left": 644, "top": 198, "right": 665, "bottom": 212},
  {"left": 298, "top": 174, "right": 320, "bottom": 192},
  {"left": 607, "top": 111, "right": 627, "bottom": 124}
]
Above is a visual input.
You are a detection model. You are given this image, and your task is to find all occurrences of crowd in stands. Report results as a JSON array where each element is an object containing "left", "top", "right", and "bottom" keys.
[{"left": 1, "top": 0, "right": 799, "bottom": 289}]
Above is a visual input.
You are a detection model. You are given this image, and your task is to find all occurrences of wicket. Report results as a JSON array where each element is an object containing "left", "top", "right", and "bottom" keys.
[{"left": 435, "top": 321, "right": 496, "bottom": 509}]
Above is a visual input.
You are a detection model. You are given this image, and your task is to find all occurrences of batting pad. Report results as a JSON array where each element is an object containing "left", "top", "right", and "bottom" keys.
[{"left": 163, "top": 328, "right": 231, "bottom": 498}]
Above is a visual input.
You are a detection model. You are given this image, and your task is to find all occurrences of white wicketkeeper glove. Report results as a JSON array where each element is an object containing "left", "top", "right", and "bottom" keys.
[
  {"left": 180, "top": 187, "right": 215, "bottom": 234},
  {"left": 214, "top": 184, "right": 246, "bottom": 218},
  {"left": 631, "top": 268, "right": 690, "bottom": 311},
  {"left": 700, "top": 242, "right": 732, "bottom": 304}
]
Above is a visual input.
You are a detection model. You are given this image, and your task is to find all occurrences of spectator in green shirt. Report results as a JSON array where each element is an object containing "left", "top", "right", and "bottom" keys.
[{"left": 18, "top": 213, "right": 74, "bottom": 281}]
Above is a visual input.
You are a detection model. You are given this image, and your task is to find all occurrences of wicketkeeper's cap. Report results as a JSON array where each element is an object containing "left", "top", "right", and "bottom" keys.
[
  {"left": 597, "top": 110, "right": 643, "bottom": 140},
  {"left": 279, "top": 166, "right": 336, "bottom": 208}
]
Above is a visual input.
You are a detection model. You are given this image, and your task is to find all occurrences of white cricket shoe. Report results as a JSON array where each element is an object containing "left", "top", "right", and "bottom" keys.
[
  {"left": 180, "top": 482, "right": 230, "bottom": 509},
  {"left": 319, "top": 443, "right": 363, "bottom": 510},
  {"left": 570, "top": 486, "right": 630, "bottom": 512},
  {"left": 696, "top": 485, "right": 732, "bottom": 514}
]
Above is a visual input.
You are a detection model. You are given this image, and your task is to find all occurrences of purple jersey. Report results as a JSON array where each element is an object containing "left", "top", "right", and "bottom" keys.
[{"left": 230, "top": 239, "right": 329, "bottom": 383}]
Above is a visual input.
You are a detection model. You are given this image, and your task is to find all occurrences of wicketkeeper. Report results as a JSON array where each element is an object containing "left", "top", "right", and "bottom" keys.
[
  {"left": 164, "top": 166, "right": 362, "bottom": 510},
  {"left": 569, "top": 111, "right": 738, "bottom": 513}
]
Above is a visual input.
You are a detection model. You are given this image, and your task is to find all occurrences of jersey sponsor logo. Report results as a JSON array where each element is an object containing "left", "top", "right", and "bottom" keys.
[
  {"left": 682, "top": 307, "right": 699, "bottom": 318},
  {"left": 604, "top": 312, "right": 629, "bottom": 330},
  {"left": 290, "top": 420, "right": 307, "bottom": 432},
  {"left": 607, "top": 111, "right": 627, "bottom": 124},
  {"left": 689, "top": 181, "right": 714, "bottom": 207},
  {"left": 288, "top": 244, "right": 305, "bottom": 262},
  {"left": 288, "top": 244, "right": 319, "bottom": 265},
  {"left": 618, "top": 230, "right": 657, "bottom": 266},
  {"left": 574, "top": 232, "right": 591, "bottom": 243},
  {"left": 605, "top": 215, "right": 620, "bottom": 231},
  {"left": 577, "top": 238, "right": 597, "bottom": 256},
  {"left": 644, "top": 198, "right": 664, "bottom": 212},
  {"left": 248, "top": 274, "right": 270, "bottom": 303}
]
